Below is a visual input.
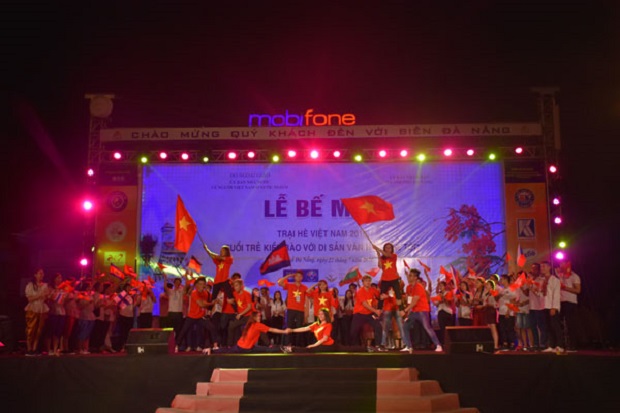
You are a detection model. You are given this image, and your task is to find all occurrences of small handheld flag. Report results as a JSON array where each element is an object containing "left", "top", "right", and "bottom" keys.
[{"left": 339, "top": 266, "right": 362, "bottom": 286}]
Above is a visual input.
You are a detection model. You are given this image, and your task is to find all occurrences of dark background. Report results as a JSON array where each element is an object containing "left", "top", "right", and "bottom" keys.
[{"left": 2, "top": 1, "right": 618, "bottom": 346}]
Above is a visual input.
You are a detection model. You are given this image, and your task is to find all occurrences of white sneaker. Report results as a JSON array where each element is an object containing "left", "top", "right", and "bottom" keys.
[
  {"left": 434, "top": 345, "right": 443, "bottom": 352},
  {"left": 542, "top": 347, "right": 556, "bottom": 352},
  {"left": 556, "top": 347, "right": 565, "bottom": 353},
  {"left": 202, "top": 348, "right": 211, "bottom": 355},
  {"left": 174, "top": 346, "right": 179, "bottom": 353},
  {"left": 185, "top": 347, "right": 191, "bottom": 352},
  {"left": 196, "top": 347, "right": 203, "bottom": 352},
  {"left": 400, "top": 347, "right": 412, "bottom": 352}
]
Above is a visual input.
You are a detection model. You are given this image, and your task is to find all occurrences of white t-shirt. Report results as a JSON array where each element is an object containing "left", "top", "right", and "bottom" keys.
[
  {"left": 497, "top": 286, "right": 517, "bottom": 316},
  {"left": 528, "top": 276, "right": 546, "bottom": 311},
  {"left": 167, "top": 287, "right": 185, "bottom": 313},
  {"left": 560, "top": 272, "right": 580, "bottom": 304}
]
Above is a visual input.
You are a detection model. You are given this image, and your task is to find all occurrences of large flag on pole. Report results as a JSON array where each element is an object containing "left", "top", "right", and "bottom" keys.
[
  {"left": 340, "top": 195, "right": 395, "bottom": 225},
  {"left": 175, "top": 195, "right": 198, "bottom": 253},
  {"left": 259, "top": 240, "right": 291, "bottom": 275}
]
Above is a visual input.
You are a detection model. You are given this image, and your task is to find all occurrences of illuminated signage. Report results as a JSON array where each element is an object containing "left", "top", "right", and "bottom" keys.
[{"left": 248, "top": 109, "right": 356, "bottom": 127}]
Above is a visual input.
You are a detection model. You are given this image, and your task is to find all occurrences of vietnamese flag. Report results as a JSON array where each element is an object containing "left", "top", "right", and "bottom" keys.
[
  {"left": 258, "top": 279, "right": 276, "bottom": 287},
  {"left": 109, "top": 264, "right": 125, "bottom": 280},
  {"left": 506, "top": 303, "right": 520, "bottom": 313},
  {"left": 175, "top": 195, "right": 198, "bottom": 253},
  {"left": 365, "top": 267, "right": 381, "bottom": 278},
  {"left": 403, "top": 260, "right": 410, "bottom": 270},
  {"left": 439, "top": 265, "right": 453, "bottom": 282},
  {"left": 509, "top": 273, "right": 527, "bottom": 291},
  {"left": 339, "top": 266, "right": 362, "bottom": 286},
  {"left": 259, "top": 240, "right": 291, "bottom": 275},
  {"left": 188, "top": 256, "right": 202, "bottom": 273},
  {"left": 340, "top": 195, "right": 395, "bottom": 225},
  {"left": 517, "top": 244, "right": 527, "bottom": 268},
  {"left": 417, "top": 259, "right": 431, "bottom": 273}
]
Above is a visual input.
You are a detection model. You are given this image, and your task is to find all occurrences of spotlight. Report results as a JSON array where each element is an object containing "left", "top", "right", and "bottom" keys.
[
  {"left": 558, "top": 241, "right": 567, "bottom": 249},
  {"left": 378, "top": 150, "right": 387, "bottom": 158},
  {"left": 552, "top": 197, "right": 561, "bottom": 205},
  {"left": 272, "top": 154, "right": 280, "bottom": 163},
  {"left": 202, "top": 156, "right": 209, "bottom": 163},
  {"left": 159, "top": 152, "right": 168, "bottom": 160},
  {"left": 416, "top": 153, "right": 426, "bottom": 162},
  {"left": 333, "top": 150, "right": 342, "bottom": 158},
  {"left": 287, "top": 150, "right": 297, "bottom": 158},
  {"left": 443, "top": 149, "right": 453, "bottom": 157},
  {"left": 310, "top": 150, "right": 319, "bottom": 159},
  {"left": 247, "top": 151, "right": 256, "bottom": 159},
  {"left": 180, "top": 152, "right": 190, "bottom": 161},
  {"left": 227, "top": 152, "right": 237, "bottom": 160},
  {"left": 488, "top": 153, "right": 497, "bottom": 160},
  {"left": 80, "top": 258, "right": 89, "bottom": 267},
  {"left": 113, "top": 152, "right": 122, "bottom": 160},
  {"left": 83, "top": 200, "right": 93, "bottom": 211},
  {"left": 87, "top": 168, "right": 95, "bottom": 177},
  {"left": 140, "top": 156, "right": 149, "bottom": 164},
  {"left": 554, "top": 251, "right": 565, "bottom": 261},
  {"left": 515, "top": 147, "right": 523, "bottom": 154},
  {"left": 353, "top": 154, "right": 363, "bottom": 162},
  {"left": 466, "top": 149, "right": 475, "bottom": 156},
  {"left": 554, "top": 216, "right": 562, "bottom": 224},
  {"left": 549, "top": 165, "right": 557, "bottom": 173},
  {"left": 399, "top": 149, "right": 408, "bottom": 158}
]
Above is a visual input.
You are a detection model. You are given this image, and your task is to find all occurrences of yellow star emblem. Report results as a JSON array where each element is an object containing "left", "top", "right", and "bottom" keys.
[
  {"left": 360, "top": 201, "right": 376, "bottom": 215},
  {"left": 366, "top": 299, "right": 373, "bottom": 305},
  {"left": 383, "top": 261, "right": 393, "bottom": 269},
  {"left": 218, "top": 263, "right": 225, "bottom": 270},
  {"left": 318, "top": 297, "right": 328, "bottom": 306},
  {"left": 293, "top": 290, "right": 301, "bottom": 298},
  {"left": 237, "top": 299, "right": 243, "bottom": 307},
  {"left": 179, "top": 216, "right": 191, "bottom": 231}
]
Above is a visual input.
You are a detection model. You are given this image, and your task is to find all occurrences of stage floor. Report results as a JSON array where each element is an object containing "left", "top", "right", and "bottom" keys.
[{"left": 1, "top": 350, "right": 619, "bottom": 413}]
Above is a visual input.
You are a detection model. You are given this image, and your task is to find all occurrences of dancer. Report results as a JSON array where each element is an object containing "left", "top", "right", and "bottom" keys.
[
  {"left": 226, "top": 279, "right": 254, "bottom": 347},
  {"left": 541, "top": 261, "right": 565, "bottom": 353},
  {"left": 47, "top": 273, "right": 68, "bottom": 356},
  {"left": 456, "top": 280, "right": 473, "bottom": 326},
  {"left": 283, "top": 308, "right": 336, "bottom": 352},
  {"left": 24, "top": 268, "right": 50, "bottom": 356},
  {"left": 371, "top": 243, "right": 403, "bottom": 310},
  {"left": 269, "top": 290, "right": 286, "bottom": 345},
  {"left": 348, "top": 275, "right": 385, "bottom": 351},
  {"left": 277, "top": 271, "right": 308, "bottom": 347},
  {"left": 204, "top": 244, "right": 235, "bottom": 307},
  {"left": 204, "top": 311, "right": 289, "bottom": 354},
  {"left": 176, "top": 276, "right": 219, "bottom": 351}
]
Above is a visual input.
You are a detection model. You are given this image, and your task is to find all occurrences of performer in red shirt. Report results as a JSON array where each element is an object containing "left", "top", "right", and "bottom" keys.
[
  {"left": 371, "top": 242, "right": 404, "bottom": 311},
  {"left": 284, "top": 308, "right": 337, "bottom": 353},
  {"left": 349, "top": 275, "right": 385, "bottom": 351},
  {"left": 401, "top": 268, "right": 442, "bottom": 352},
  {"left": 204, "top": 244, "right": 235, "bottom": 309},
  {"left": 306, "top": 280, "right": 337, "bottom": 317},
  {"left": 277, "top": 271, "right": 308, "bottom": 347},
  {"left": 175, "top": 277, "right": 220, "bottom": 352},
  {"left": 226, "top": 279, "right": 255, "bottom": 346},
  {"left": 203, "top": 311, "right": 289, "bottom": 354}
]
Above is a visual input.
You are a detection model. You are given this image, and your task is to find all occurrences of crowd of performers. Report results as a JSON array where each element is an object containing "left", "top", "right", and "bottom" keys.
[{"left": 22, "top": 242, "right": 581, "bottom": 356}]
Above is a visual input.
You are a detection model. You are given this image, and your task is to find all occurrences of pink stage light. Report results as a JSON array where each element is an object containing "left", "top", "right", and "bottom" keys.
[
  {"left": 549, "top": 165, "right": 558, "bottom": 173},
  {"left": 83, "top": 200, "right": 93, "bottom": 211},
  {"left": 554, "top": 251, "right": 565, "bottom": 261},
  {"left": 554, "top": 216, "right": 562, "bottom": 224},
  {"left": 247, "top": 151, "right": 256, "bottom": 159},
  {"left": 515, "top": 147, "right": 524, "bottom": 154},
  {"left": 378, "top": 150, "right": 387, "bottom": 158},
  {"left": 466, "top": 149, "right": 475, "bottom": 156},
  {"left": 227, "top": 152, "right": 237, "bottom": 160},
  {"left": 180, "top": 152, "right": 189, "bottom": 161},
  {"left": 552, "top": 197, "right": 560, "bottom": 205},
  {"left": 87, "top": 168, "right": 94, "bottom": 177},
  {"left": 287, "top": 150, "right": 297, "bottom": 158},
  {"left": 113, "top": 152, "right": 122, "bottom": 160},
  {"left": 80, "top": 258, "right": 89, "bottom": 267},
  {"left": 443, "top": 149, "right": 453, "bottom": 157},
  {"left": 333, "top": 150, "right": 341, "bottom": 158},
  {"left": 159, "top": 152, "right": 168, "bottom": 160},
  {"left": 399, "top": 149, "right": 408, "bottom": 158},
  {"left": 310, "top": 150, "right": 319, "bottom": 159}
]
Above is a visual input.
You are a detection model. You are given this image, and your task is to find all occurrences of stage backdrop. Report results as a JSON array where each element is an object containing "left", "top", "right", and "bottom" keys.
[{"left": 138, "top": 162, "right": 507, "bottom": 293}]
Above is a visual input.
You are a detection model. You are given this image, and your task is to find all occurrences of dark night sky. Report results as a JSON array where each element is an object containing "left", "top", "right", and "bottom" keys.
[{"left": 2, "top": 2, "right": 619, "bottom": 332}]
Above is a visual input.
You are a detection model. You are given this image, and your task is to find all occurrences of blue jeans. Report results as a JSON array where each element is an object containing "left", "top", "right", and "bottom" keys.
[
  {"left": 404, "top": 312, "right": 441, "bottom": 348},
  {"left": 381, "top": 310, "right": 405, "bottom": 347}
]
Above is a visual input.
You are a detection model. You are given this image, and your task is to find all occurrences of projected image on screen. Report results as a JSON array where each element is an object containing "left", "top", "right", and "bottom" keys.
[{"left": 139, "top": 162, "right": 506, "bottom": 289}]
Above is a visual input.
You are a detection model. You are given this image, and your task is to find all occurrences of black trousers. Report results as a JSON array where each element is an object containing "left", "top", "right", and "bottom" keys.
[
  {"left": 284, "top": 310, "right": 305, "bottom": 346},
  {"left": 349, "top": 313, "right": 382, "bottom": 346}
]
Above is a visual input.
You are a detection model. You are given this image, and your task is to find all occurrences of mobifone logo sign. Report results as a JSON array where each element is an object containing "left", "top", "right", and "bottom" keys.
[{"left": 249, "top": 109, "right": 356, "bottom": 127}]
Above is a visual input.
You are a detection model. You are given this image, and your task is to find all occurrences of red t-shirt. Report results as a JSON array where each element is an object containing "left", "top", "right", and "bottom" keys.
[
  {"left": 354, "top": 287, "right": 378, "bottom": 315},
  {"left": 380, "top": 254, "right": 399, "bottom": 281},
  {"left": 219, "top": 289, "right": 236, "bottom": 315},
  {"left": 233, "top": 290, "right": 252, "bottom": 315},
  {"left": 187, "top": 290, "right": 210, "bottom": 319},
  {"left": 213, "top": 256, "right": 234, "bottom": 284},
  {"left": 383, "top": 293, "right": 397, "bottom": 312},
  {"left": 306, "top": 289, "right": 336, "bottom": 316},
  {"left": 237, "top": 322, "right": 270, "bottom": 350},
  {"left": 309, "top": 322, "right": 334, "bottom": 346},
  {"left": 284, "top": 281, "right": 308, "bottom": 312},
  {"left": 406, "top": 282, "right": 430, "bottom": 312}
]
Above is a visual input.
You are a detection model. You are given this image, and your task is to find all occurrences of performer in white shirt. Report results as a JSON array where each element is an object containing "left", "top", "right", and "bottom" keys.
[
  {"left": 541, "top": 261, "right": 564, "bottom": 353},
  {"left": 558, "top": 262, "right": 581, "bottom": 351}
]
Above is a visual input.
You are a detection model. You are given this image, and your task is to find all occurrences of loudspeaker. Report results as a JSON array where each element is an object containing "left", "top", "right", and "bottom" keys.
[
  {"left": 126, "top": 328, "right": 174, "bottom": 355},
  {"left": 0, "top": 315, "right": 15, "bottom": 353},
  {"left": 444, "top": 326, "right": 494, "bottom": 354}
]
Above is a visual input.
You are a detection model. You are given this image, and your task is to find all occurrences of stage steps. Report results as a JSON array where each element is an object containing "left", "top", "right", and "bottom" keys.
[{"left": 156, "top": 367, "right": 479, "bottom": 413}]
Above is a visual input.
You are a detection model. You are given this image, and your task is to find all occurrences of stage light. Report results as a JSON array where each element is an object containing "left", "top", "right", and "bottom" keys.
[
  {"left": 554, "top": 251, "right": 565, "bottom": 261},
  {"left": 554, "top": 216, "right": 562, "bottom": 224},
  {"left": 159, "top": 152, "right": 168, "bottom": 160},
  {"left": 552, "top": 197, "right": 561, "bottom": 205},
  {"left": 87, "top": 168, "right": 94, "bottom": 177},
  {"left": 180, "top": 152, "right": 190, "bottom": 161},
  {"left": 333, "top": 150, "right": 342, "bottom": 158},
  {"left": 549, "top": 165, "right": 557, "bottom": 173},
  {"left": 488, "top": 153, "right": 496, "bottom": 160},
  {"left": 443, "top": 149, "right": 453, "bottom": 157},
  {"left": 82, "top": 200, "right": 93, "bottom": 211},
  {"left": 466, "top": 149, "right": 475, "bottom": 156},
  {"left": 272, "top": 154, "right": 280, "bottom": 163},
  {"left": 310, "top": 150, "right": 319, "bottom": 159},
  {"left": 140, "top": 156, "right": 148, "bottom": 164},
  {"left": 399, "top": 149, "right": 408, "bottom": 158},
  {"left": 353, "top": 154, "right": 363, "bottom": 162},
  {"left": 378, "top": 150, "right": 387, "bottom": 158},
  {"left": 416, "top": 153, "right": 426, "bottom": 162},
  {"left": 515, "top": 147, "right": 523, "bottom": 154},
  {"left": 80, "top": 258, "right": 89, "bottom": 267},
  {"left": 202, "top": 156, "right": 209, "bottom": 163},
  {"left": 90, "top": 245, "right": 95, "bottom": 253},
  {"left": 113, "top": 152, "right": 122, "bottom": 160},
  {"left": 558, "top": 241, "right": 567, "bottom": 249},
  {"left": 227, "top": 152, "right": 237, "bottom": 160},
  {"left": 247, "top": 151, "right": 256, "bottom": 159},
  {"left": 287, "top": 150, "right": 297, "bottom": 158}
]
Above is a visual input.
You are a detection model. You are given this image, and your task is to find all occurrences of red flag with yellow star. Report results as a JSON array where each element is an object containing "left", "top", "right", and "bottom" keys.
[
  {"left": 340, "top": 195, "right": 395, "bottom": 225},
  {"left": 175, "top": 195, "right": 197, "bottom": 253}
]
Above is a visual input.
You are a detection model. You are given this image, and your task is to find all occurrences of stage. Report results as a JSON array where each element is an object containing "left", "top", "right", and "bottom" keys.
[{"left": 1, "top": 350, "right": 618, "bottom": 413}]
